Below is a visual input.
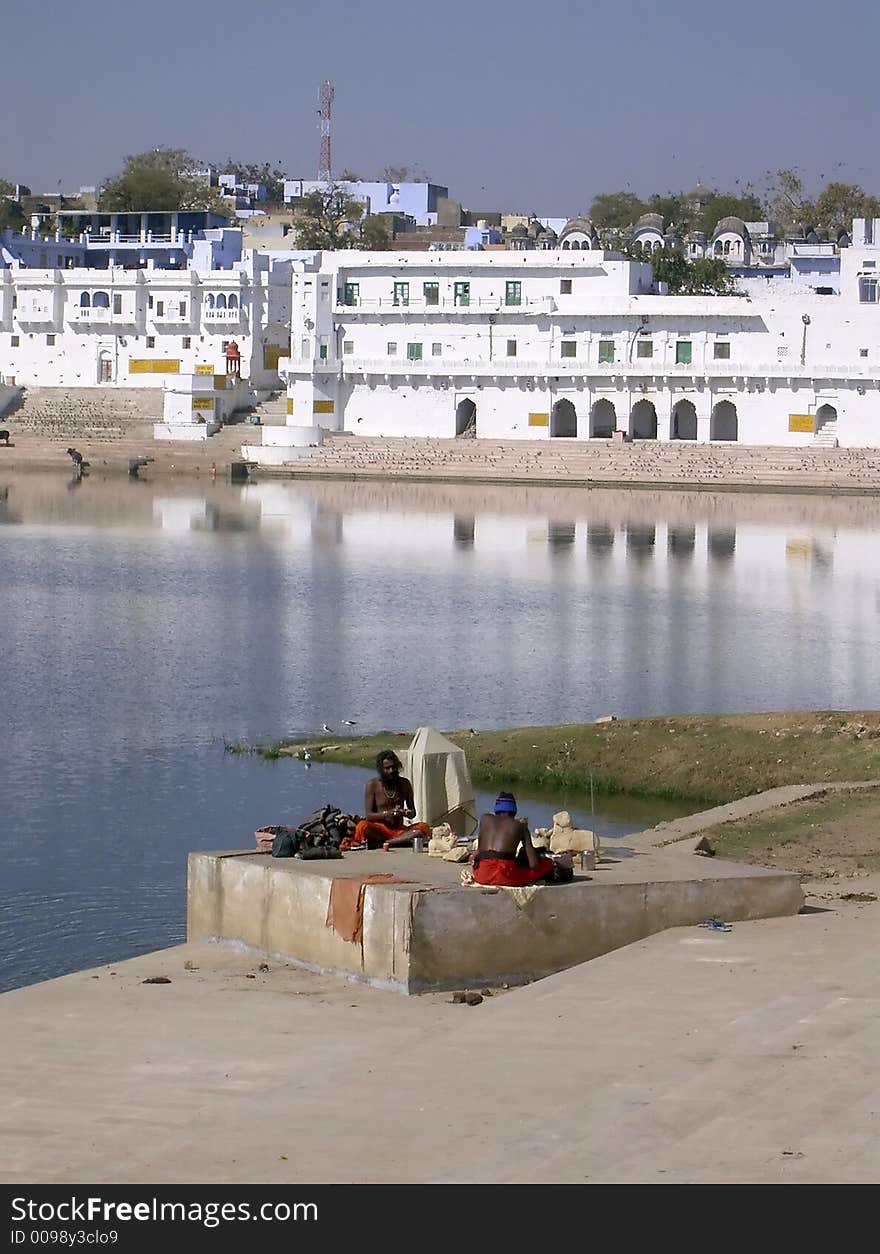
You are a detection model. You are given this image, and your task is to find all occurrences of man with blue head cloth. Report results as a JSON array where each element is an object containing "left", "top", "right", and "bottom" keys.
[{"left": 473, "top": 791, "right": 573, "bottom": 886}]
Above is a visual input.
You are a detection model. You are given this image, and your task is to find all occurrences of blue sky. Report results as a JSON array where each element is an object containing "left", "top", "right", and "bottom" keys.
[{"left": 5, "top": 0, "right": 878, "bottom": 215}]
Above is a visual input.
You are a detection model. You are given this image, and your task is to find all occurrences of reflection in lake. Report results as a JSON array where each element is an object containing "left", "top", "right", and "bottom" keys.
[{"left": 3, "top": 470, "right": 880, "bottom": 990}]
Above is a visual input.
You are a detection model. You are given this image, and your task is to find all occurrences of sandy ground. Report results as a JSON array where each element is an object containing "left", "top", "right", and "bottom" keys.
[{"left": 700, "top": 787, "right": 880, "bottom": 884}]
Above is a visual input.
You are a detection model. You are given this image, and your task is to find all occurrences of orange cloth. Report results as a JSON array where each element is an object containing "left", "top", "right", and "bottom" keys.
[
  {"left": 325, "top": 873, "right": 413, "bottom": 944},
  {"left": 353, "top": 819, "right": 432, "bottom": 849}
]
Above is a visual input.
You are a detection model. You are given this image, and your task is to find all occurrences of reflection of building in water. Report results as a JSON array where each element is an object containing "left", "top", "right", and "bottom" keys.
[
  {"left": 587, "top": 523, "right": 615, "bottom": 555},
  {"left": 707, "top": 528, "right": 736, "bottom": 561},
  {"left": 310, "top": 504, "right": 343, "bottom": 546},
  {"left": 547, "top": 521, "right": 576, "bottom": 551},
  {"left": 626, "top": 524, "right": 656, "bottom": 561},
  {"left": 453, "top": 515, "right": 475, "bottom": 549},
  {"left": 668, "top": 526, "right": 695, "bottom": 558}
]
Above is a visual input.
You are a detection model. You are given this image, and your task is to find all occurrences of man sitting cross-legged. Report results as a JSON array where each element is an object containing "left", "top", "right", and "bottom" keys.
[
  {"left": 472, "top": 792, "right": 573, "bottom": 886},
  {"left": 352, "top": 750, "right": 433, "bottom": 850}
]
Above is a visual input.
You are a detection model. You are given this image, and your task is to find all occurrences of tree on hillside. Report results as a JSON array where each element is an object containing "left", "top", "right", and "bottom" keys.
[
  {"left": 589, "top": 191, "right": 647, "bottom": 228},
  {"left": 814, "top": 182, "right": 880, "bottom": 236},
  {"left": 99, "top": 149, "right": 227, "bottom": 213},
  {"left": 291, "top": 185, "right": 390, "bottom": 249},
  {"left": 219, "top": 160, "right": 287, "bottom": 204}
]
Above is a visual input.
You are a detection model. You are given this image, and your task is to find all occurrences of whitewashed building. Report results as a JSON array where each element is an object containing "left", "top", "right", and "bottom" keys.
[
  {"left": 255, "top": 219, "right": 880, "bottom": 452},
  {"left": 0, "top": 251, "right": 295, "bottom": 391}
]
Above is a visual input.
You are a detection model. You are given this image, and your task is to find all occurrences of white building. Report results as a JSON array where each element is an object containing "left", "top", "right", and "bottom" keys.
[
  {"left": 0, "top": 250, "right": 296, "bottom": 391},
  {"left": 247, "top": 220, "right": 880, "bottom": 454}
]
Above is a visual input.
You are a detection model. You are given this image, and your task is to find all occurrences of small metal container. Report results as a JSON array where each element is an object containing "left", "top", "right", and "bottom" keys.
[
  {"left": 412, "top": 837, "right": 425, "bottom": 853},
  {"left": 580, "top": 850, "right": 596, "bottom": 872}
]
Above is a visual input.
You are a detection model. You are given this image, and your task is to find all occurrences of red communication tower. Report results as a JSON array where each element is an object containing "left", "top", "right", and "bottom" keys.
[{"left": 318, "top": 80, "right": 334, "bottom": 183}]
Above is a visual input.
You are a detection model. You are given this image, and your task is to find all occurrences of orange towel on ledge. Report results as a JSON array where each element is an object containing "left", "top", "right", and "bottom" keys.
[{"left": 325, "top": 873, "right": 414, "bottom": 944}]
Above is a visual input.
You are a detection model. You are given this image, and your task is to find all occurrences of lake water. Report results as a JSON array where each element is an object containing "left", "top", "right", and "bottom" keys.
[{"left": 3, "top": 470, "right": 880, "bottom": 992}]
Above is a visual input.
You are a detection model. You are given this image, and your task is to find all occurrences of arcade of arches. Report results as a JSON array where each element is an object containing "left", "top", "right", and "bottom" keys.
[{"left": 551, "top": 397, "right": 743, "bottom": 441}]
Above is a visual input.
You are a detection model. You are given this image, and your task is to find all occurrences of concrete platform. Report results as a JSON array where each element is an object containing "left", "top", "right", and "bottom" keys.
[{"left": 187, "top": 844, "right": 803, "bottom": 993}]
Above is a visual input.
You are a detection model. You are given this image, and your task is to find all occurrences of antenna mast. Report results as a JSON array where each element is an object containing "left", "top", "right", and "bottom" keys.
[{"left": 318, "top": 80, "right": 334, "bottom": 183}]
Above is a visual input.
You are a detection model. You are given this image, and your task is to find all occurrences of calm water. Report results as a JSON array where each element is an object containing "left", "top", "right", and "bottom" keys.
[{"left": 3, "top": 470, "right": 880, "bottom": 992}]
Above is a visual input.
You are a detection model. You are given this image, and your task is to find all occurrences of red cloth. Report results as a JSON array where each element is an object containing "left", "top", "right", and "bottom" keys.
[
  {"left": 472, "top": 854, "right": 557, "bottom": 888},
  {"left": 353, "top": 819, "right": 432, "bottom": 849}
]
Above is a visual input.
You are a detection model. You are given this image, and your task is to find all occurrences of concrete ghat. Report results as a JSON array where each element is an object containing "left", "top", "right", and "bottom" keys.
[{"left": 187, "top": 846, "right": 803, "bottom": 994}]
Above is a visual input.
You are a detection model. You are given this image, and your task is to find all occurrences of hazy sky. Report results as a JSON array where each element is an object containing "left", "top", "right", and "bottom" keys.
[{"left": 5, "top": 0, "right": 878, "bottom": 215}]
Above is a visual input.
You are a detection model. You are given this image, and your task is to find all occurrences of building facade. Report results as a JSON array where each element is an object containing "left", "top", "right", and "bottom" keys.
[
  {"left": 273, "top": 221, "right": 880, "bottom": 449},
  {"left": 0, "top": 251, "right": 294, "bottom": 390}
]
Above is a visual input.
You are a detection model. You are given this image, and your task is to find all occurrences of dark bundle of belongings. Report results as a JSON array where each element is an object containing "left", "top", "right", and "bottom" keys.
[{"left": 261, "top": 805, "right": 359, "bottom": 860}]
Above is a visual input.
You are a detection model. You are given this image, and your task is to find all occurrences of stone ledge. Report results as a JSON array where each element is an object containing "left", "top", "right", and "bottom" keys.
[{"left": 187, "top": 846, "right": 803, "bottom": 994}]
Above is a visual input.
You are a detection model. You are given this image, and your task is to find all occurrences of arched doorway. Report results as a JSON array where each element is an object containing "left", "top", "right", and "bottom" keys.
[
  {"left": 672, "top": 399, "right": 697, "bottom": 440},
  {"left": 589, "top": 398, "right": 616, "bottom": 438},
  {"left": 97, "top": 350, "right": 113, "bottom": 384},
  {"left": 711, "top": 400, "right": 738, "bottom": 441},
  {"left": 630, "top": 399, "right": 657, "bottom": 440},
  {"left": 550, "top": 398, "right": 577, "bottom": 437},
  {"left": 815, "top": 403, "right": 837, "bottom": 434},
  {"left": 455, "top": 397, "right": 477, "bottom": 437}
]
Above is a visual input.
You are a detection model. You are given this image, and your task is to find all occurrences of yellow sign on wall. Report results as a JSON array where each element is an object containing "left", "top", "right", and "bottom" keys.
[
  {"left": 213, "top": 375, "right": 227, "bottom": 390},
  {"left": 286, "top": 398, "right": 294, "bottom": 415},
  {"left": 313, "top": 399, "right": 334, "bottom": 414},
  {"left": 129, "top": 359, "right": 180, "bottom": 374},
  {"left": 192, "top": 397, "right": 214, "bottom": 410},
  {"left": 195, "top": 364, "right": 214, "bottom": 375},
  {"left": 528, "top": 412, "right": 550, "bottom": 427},
  {"left": 789, "top": 414, "right": 814, "bottom": 433},
  {"left": 264, "top": 344, "right": 285, "bottom": 370}
]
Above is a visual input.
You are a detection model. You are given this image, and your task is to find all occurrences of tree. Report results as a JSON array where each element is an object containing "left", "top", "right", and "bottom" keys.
[
  {"left": 379, "top": 164, "right": 430, "bottom": 184},
  {"left": 0, "top": 198, "right": 24, "bottom": 232},
  {"left": 291, "top": 185, "right": 390, "bottom": 249},
  {"left": 0, "top": 179, "right": 24, "bottom": 232},
  {"left": 695, "top": 191, "right": 764, "bottom": 235},
  {"left": 814, "top": 182, "right": 880, "bottom": 236},
  {"left": 589, "top": 191, "right": 648, "bottom": 229},
  {"left": 761, "top": 169, "right": 816, "bottom": 229},
  {"left": 99, "top": 148, "right": 227, "bottom": 213},
  {"left": 649, "top": 247, "right": 690, "bottom": 292},
  {"left": 677, "top": 256, "right": 734, "bottom": 295}
]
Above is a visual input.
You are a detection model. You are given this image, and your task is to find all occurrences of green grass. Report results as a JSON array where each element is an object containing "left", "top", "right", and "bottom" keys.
[{"left": 273, "top": 710, "right": 880, "bottom": 807}]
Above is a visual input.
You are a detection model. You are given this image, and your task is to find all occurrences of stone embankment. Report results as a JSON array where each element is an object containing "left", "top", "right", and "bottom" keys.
[
  {"left": 4, "top": 388, "right": 880, "bottom": 491},
  {"left": 275, "top": 433, "right": 880, "bottom": 493}
]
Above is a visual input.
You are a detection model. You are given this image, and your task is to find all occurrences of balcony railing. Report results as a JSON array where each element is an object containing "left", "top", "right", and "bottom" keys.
[
  {"left": 309, "top": 356, "right": 880, "bottom": 381},
  {"left": 203, "top": 306, "right": 245, "bottom": 322}
]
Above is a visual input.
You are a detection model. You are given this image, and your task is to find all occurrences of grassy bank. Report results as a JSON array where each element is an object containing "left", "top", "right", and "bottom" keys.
[{"left": 269, "top": 710, "right": 880, "bottom": 807}]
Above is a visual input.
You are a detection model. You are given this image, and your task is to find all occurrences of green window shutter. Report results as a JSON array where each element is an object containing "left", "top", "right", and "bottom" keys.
[{"left": 676, "top": 340, "right": 692, "bottom": 364}]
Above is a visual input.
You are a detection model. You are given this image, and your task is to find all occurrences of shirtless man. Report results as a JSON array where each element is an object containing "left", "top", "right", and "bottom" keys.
[
  {"left": 353, "top": 750, "right": 433, "bottom": 850},
  {"left": 473, "top": 792, "right": 573, "bottom": 886}
]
